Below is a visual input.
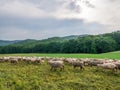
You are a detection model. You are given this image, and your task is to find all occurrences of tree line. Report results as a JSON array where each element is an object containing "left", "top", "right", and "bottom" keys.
[{"left": 0, "top": 31, "right": 120, "bottom": 54}]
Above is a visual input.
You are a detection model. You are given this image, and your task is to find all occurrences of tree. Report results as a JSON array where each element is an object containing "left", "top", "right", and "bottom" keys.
[
  {"left": 95, "top": 36, "right": 116, "bottom": 53},
  {"left": 76, "top": 36, "right": 97, "bottom": 53},
  {"left": 61, "top": 39, "right": 78, "bottom": 53}
]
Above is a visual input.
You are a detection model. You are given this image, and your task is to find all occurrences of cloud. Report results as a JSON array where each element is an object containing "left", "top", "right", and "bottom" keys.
[
  {"left": 0, "top": 0, "right": 119, "bottom": 40},
  {"left": 77, "top": 0, "right": 120, "bottom": 26},
  {"left": 0, "top": 0, "right": 119, "bottom": 26},
  {"left": 0, "top": 27, "right": 30, "bottom": 40},
  {"left": 0, "top": 16, "right": 106, "bottom": 40}
]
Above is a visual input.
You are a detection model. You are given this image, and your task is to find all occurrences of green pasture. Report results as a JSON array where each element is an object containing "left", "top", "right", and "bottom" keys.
[
  {"left": 0, "top": 61, "right": 120, "bottom": 90},
  {"left": 0, "top": 51, "right": 120, "bottom": 59},
  {"left": 0, "top": 52, "right": 120, "bottom": 90}
]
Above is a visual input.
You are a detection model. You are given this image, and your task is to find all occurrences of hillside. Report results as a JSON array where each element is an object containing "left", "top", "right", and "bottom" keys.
[
  {"left": 0, "top": 31, "right": 120, "bottom": 54},
  {"left": 0, "top": 35, "right": 83, "bottom": 46},
  {"left": 0, "top": 40, "right": 22, "bottom": 46}
]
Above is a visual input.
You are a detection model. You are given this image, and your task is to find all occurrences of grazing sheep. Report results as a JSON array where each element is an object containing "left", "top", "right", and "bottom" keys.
[
  {"left": 0, "top": 57, "right": 4, "bottom": 62},
  {"left": 16, "top": 56, "right": 22, "bottom": 61},
  {"left": 71, "top": 61, "right": 85, "bottom": 70},
  {"left": 97, "top": 63, "right": 118, "bottom": 72},
  {"left": 81, "top": 58, "right": 91, "bottom": 66},
  {"left": 3, "top": 57, "right": 10, "bottom": 62},
  {"left": 88, "top": 60, "right": 104, "bottom": 67},
  {"left": 34, "top": 58, "right": 43, "bottom": 64},
  {"left": 48, "top": 60, "right": 64, "bottom": 71},
  {"left": 34, "top": 59, "right": 41, "bottom": 63},
  {"left": 10, "top": 58, "right": 18, "bottom": 64},
  {"left": 29, "top": 58, "right": 36, "bottom": 63},
  {"left": 64, "top": 58, "right": 78, "bottom": 65},
  {"left": 113, "top": 62, "right": 120, "bottom": 70},
  {"left": 24, "top": 57, "right": 31, "bottom": 63}
]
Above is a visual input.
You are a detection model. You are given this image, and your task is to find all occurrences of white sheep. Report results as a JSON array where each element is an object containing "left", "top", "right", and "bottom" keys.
[
  {"left": 97, "top": 63, "right": 118, "bottom": 72},
  {"left": 113, "top": 61, "right": 120, "bottom": 70},
  {"left": 48, "top": 60, "right": 64, "bottom": 71},
  {"left": 71, "top": 61, "right": 85, "bottom": 70},
  {"left": 10, "top": 58, "right": 18, "bottom": 64}
]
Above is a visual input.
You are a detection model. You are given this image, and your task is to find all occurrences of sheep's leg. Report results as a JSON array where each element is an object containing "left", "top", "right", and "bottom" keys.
[
  {"left": 84, "top": 62, "right": 86, "bottom": 66},
  {"left": 80, "top": 66, "right": 83, "bottom": 70},
  {"left": 111, "top": 68, "right": 114, "bottom": 73},
  {"left": 81, "top": 66, "right": 84, "bottom": 70},
  {"left": 115, "top": 68, "right": 117, "bottom": 72},
  {"left": 74, "top": 65, "right": 76, "bottom": 69},
  {"left": 62, "top": 65, "right": 64, "bottom": 70},
  {"left": 60, "top": 67, "right": 62, "bottom": 71},
  {"left": 115, "top": 67, "right": 118, "bottom": 72},
  {"left": 112, "top": 68, "right": 117, "bottom": 72}
]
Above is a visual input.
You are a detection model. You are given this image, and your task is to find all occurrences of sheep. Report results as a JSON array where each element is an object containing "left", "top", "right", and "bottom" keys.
[
  {"left": 71, "top": 61, "right": 85, "bottom": 70},
  {"left": 16, "top": 56, "right": 22, "bottom": 61},
  {"left": 81, "top": 58, "right": 91, "bottom": 66},
  {"left": 0, "top": 57, "right": 4, "bottom": 62},
  {"left": 38, "top": 57, "right": 45, "bottom": 62},
  {"left": 33, "top": 59, "right": 41, "bottom": 63},
  {"left": 48, "top": 60, "right": 64, "bottom": 71},
  {"left": 24, "top": 57, "right": 32, "bottom": 63},
  {"left": 64, "top": 58, "right": 78, "bottom": 65},
  {"left": 3, "top": 57, "right": 10, "bottom": 62},
  {"left": 33, "top": 58, "right": 44, "bottom": 64},
  {"left": 115, "top": 63, "right": 120, "bottom": 69},
  {"left": 29, "top": 58, "right": 36, "bottom": 63},
  {"left": 97, "top": 63, "right": 118, "bottom": 72},
  {"left": 10, "top": 58, "right": 18, "bottom": 64},
  {"left": 87, "top": 60, "right": 104, "bottom": 67},
  {"left": 113, "top": 61, "right": 120, "bottom": 70}
]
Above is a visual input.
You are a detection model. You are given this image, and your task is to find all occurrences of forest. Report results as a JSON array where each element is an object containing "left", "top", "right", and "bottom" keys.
[{"left": 0, "top": 31, "right": 120, "bottom": 54}]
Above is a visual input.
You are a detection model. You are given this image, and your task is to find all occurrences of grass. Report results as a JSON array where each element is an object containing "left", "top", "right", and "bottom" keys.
[
  {"left": 0, "top": 51, "right": 120, "bottom": 59},
  {"left": 0, "top": 51, "right": 120, "bottom": 90},
  {"left": 0, "top": 61, "right": 119, "bottom": 90}
]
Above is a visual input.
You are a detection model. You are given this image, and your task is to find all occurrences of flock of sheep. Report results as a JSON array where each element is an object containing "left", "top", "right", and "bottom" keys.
[{"left": 0, "top": 56, "right": 120, "bottom": 72}]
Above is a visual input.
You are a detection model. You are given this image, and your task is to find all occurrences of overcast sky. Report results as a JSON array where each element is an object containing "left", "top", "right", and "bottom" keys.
[{"left": 0, "top": 0, "right": 120, "bottom": 40}]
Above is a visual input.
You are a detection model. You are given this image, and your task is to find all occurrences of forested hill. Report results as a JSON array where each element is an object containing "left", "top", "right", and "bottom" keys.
[
  {"left": 0, "top": 40, "right": 22, "bottom": 46},
  {"left": 0, "top": 31, "right": 120, "bottom": 54},
  {"left": 0, "top": 35, "right": 83, "bottom": 46}
]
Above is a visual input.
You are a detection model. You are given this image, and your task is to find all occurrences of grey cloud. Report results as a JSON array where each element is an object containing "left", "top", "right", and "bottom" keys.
[
  {"left": 21, "top": 0, "right": 67, "bottom": 12},
  {"left": 0, "top": 14, "right": 104, "bottom": 31},
  {"left": 0, "top": 0, "right": 118, "bottom": 40},
  {"left": 67, "top": 1, "right": 81, "bottom": 13},
  {"left": 0, "top": 14, "right": 106, "bottom": 40},
  {"left": 84, "top": 1, "right": 95, "bottom": 8}
]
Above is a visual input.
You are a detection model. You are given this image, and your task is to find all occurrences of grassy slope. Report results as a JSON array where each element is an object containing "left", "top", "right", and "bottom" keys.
[{"left": 0, "top": 52, "right": 120, "bottom": 90}]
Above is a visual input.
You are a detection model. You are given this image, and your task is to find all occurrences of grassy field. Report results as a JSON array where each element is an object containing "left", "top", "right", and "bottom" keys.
[
  {"left": 0, "top": 52, "right": 120, "bottom": 90},
  {"left": 0, "top": 51, "right": 120, "bottom": 59}
]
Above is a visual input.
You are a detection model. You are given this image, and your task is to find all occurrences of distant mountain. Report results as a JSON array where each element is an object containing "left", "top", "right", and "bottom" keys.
[
  {"left": 36, "top": 35, "right": 87, "bottom": 43},
  {"left": 13, "top": 39, "right": 37, "bottom": 45},
  {"left": 0, "top": 35, "right": 87, "bottom": 46},
  {"left": 62, "top": 35, "right": 87, "bottom": 40},
  {"left": 0, "top": 40, "right": 22, "bottom": 46}
]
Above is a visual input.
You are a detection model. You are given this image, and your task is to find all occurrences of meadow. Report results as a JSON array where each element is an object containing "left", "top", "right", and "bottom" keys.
[
  {"left": 0, "top": 52, "right": 120, "bottom": 90},
  {"left": 0, "top": 51, "right": 120, "bottom": 59}
]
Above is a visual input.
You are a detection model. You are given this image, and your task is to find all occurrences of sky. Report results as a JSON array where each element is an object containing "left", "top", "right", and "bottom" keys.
[{"left": 0, "top": 0, "right": 120, "bottom": 40}]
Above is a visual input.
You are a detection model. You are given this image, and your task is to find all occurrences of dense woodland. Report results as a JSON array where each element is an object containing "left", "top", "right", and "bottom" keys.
[{"left": 0, "top": 31, "right": 120, "bottom": 54}]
